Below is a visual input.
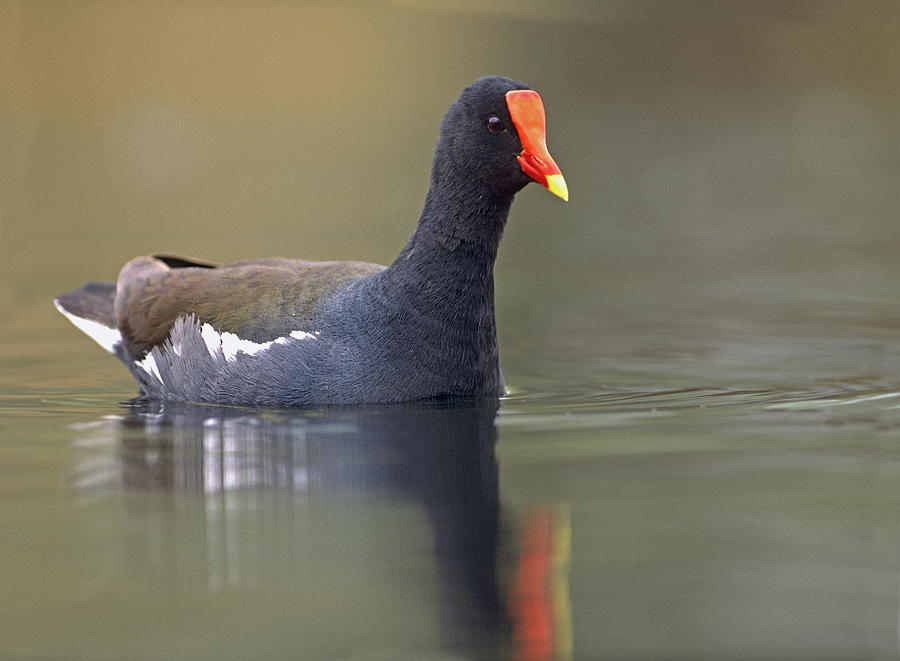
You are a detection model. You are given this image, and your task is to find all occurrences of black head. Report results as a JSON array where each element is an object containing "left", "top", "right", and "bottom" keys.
[{"left": 432, "top": 76, "right": 568, "bottom": 202}]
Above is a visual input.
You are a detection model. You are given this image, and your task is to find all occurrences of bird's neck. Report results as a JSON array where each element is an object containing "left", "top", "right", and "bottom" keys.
[
  {"left": 338, "top": 175, "right": 513, "bottom": 398},
  {"left": 383, "top": 182, "right": 513, "bottom": 315}
]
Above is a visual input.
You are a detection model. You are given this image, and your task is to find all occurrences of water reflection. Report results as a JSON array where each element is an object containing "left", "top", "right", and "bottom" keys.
[{"left": 67, "top": 398, "right": 571, "bottom": 661}]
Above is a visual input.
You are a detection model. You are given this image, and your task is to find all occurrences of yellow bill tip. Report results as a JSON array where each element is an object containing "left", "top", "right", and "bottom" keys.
[{"left": 545, "top": 173, "right": 569, "bottom": 202}]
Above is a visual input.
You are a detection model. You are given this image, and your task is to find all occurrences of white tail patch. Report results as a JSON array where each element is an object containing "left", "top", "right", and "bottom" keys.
[
  {"left": 200, "top": 323, "right": 317, "bottom": 362},
  {"left": 54, "top": 300, "right": 122, "bottom": 354}
]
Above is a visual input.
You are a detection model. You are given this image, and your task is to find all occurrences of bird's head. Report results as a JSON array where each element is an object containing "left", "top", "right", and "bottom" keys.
[{"left": 435, "top": 76, "right": 568, "bottom": 202}]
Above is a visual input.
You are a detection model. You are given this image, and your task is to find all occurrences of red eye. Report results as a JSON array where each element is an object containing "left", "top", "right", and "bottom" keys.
[{"left": 487, "top": 116, "right": 506, "bottom": 134}]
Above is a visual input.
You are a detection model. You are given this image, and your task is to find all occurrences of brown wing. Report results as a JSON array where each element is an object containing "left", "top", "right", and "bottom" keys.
[{"left": 114, "top": 254, "right": 384, "bottom": 359}]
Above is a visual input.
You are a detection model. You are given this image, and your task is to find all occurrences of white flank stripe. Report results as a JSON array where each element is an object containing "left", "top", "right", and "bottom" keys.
[
  {"left": 219, "top": 329, "right": 277, "bottom": 361},
  {"left": 200, "top": 323, "right": 317, "bottom": 363},
  {"left": 54, "top": 300, "right": 122, "bottom": 354},
  {"left": 201, "top": 323, "right": 222, "bottom": 358},
  {"left": 136, "top": 353, "right": 163, "bottom": 382}
]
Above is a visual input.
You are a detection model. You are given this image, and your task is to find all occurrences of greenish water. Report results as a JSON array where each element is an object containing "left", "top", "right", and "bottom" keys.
[
  {"left": 2, "top": 2, "right": 900, "bottom": 659},
  {"left": 2, "top": 379, "right": 899, "bottom": 660}
]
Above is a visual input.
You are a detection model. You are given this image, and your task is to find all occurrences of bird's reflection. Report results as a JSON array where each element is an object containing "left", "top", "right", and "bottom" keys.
[{"left": 68, "top": 397, "right": 570, "bottom": 660}]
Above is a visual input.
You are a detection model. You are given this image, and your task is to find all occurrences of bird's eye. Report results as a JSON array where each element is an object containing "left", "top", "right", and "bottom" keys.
[{"left": 487, "top": 116, "right": 506, "bottom": 134}]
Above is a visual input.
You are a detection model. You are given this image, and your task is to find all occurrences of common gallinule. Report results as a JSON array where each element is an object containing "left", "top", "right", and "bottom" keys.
[{"left": 55, "top": 76, "right": 567, "bottom": 406}]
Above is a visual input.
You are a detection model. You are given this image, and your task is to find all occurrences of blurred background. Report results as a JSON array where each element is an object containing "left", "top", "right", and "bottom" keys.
[
  {"left": 2, "top": 0, "right": 898, "bottom": 393},
  {"left": 2, "top": 4, "right": 900, "bottom": 660}
]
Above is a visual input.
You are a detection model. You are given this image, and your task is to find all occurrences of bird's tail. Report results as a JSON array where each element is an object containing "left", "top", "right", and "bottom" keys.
[{"left": 54, "top": 281, "right": 121, "bottom": 355}]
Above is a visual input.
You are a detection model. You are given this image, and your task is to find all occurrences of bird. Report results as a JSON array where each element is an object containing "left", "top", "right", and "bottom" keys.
[{"left": 55, "top": 76, "right": 568, "bottom": 407}]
